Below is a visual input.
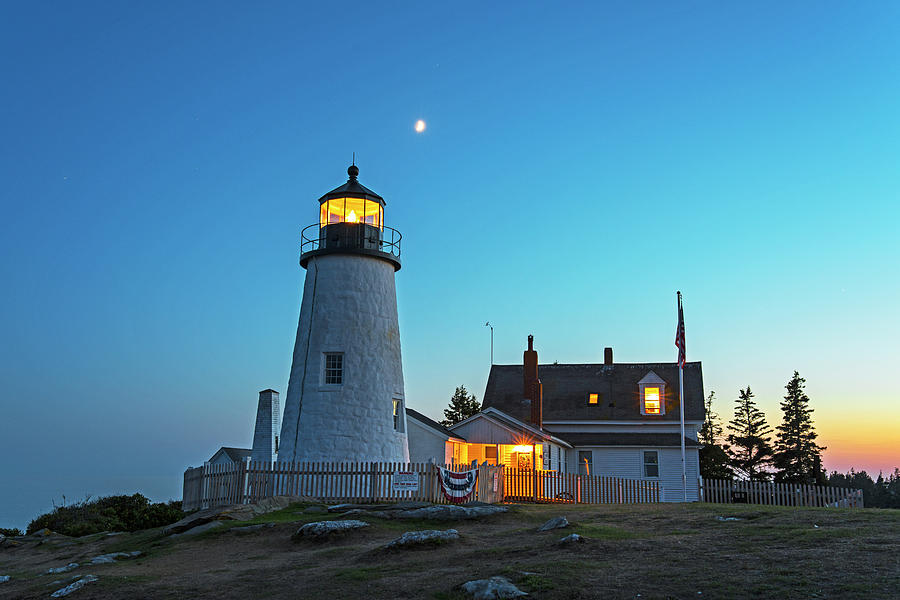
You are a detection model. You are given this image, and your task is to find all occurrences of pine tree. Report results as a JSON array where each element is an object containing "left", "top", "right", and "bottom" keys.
[
  {"left": 699, "top": 391, "right": 723, "bottom": 445},
  {"left": 726, "top": 386, "right": 774, "bottom": 480},
  {"left": 773, "top": 371, "right": 826, "bottom": 484},
  {"left": 441, "top": 385, "right": 481, "bottom": 427},
  {"left": 698, "top": 391, "right": 731, "bottom": 479}
]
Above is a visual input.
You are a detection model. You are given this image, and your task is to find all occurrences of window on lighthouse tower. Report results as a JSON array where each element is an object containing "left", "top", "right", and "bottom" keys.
[
  {"left": 393, "top": 398, "right": 404, "bottom": 432},
  {"left": 324, "top": 353, "right": 343, "bottom": 385}
]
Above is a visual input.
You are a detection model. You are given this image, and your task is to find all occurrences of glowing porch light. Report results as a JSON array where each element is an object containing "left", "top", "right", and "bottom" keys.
[
  {"left": 346, "top": 209, "right": 359, "bottom": 223},
  {"left": 511, "top": 445, "right": 533, "bottom": 453}
]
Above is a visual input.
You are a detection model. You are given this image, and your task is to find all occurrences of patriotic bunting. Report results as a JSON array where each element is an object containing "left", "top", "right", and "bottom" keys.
[{"left": 436, "top": 466, "right": 478, "bottom": 503}]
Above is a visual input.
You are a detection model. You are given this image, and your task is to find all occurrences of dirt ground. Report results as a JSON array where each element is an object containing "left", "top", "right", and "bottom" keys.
[{"left": 1, "top": 502, "right": 898, "bottom": 600}]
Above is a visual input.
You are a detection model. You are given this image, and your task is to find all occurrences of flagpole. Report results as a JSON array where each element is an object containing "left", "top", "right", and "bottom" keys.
[
  {"left": 680, "top": 360, "right": 686, "bottom": 502},
  {"left": 677, "top": 291, "right": 687, "bottom": 502}
]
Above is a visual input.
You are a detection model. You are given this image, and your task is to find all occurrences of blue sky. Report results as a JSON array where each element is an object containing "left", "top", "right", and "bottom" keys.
[{"left": 1, "top": 1, "right": 898, "bottom": 529}]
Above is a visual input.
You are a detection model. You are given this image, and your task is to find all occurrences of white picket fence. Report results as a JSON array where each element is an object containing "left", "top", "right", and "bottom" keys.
[
  {"left": 700, "top": 477, "right": 864, "bottom": 508},
  {"left": 183, "top": 461, "right": 504, "bottom": 511},
  {"left": 503, "top": 468, "right": 660, "bottom": 503}
]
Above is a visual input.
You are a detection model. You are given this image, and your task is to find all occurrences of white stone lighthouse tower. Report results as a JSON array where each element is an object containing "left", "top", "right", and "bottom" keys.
[{"left": 278, "top": 165, "right": 409, "bottom": 463}]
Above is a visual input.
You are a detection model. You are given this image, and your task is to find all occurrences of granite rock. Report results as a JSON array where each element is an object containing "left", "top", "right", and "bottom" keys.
[
  {"left": 383, "top": 529, "right": 459, "bottom": 549},
  {"left": 461, "top": 576, "right": 528, "bottom": 599},
  {"left": 293, "top": 520, "right": 369, "bottom": 540},
  {"left": 537, "top": 516, "right": 569, "bottom": 531},
  {"left": 51, "top": 575, "right": 98, "bottom": 598}
]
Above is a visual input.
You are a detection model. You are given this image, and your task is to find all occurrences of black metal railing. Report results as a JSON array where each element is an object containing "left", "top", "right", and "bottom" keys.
[{"left": 300, "top": 223, "right": 402, "bottom": 258}]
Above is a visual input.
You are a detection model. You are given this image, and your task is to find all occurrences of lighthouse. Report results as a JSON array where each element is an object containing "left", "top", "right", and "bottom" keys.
[{"left": 278, "top": 165, "right": 409, "bottom": 463}]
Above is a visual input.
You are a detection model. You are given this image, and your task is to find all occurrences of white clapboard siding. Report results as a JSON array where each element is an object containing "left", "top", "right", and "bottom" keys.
[{"left": 565, "top": 447, "right": 700, "bottom": 502}]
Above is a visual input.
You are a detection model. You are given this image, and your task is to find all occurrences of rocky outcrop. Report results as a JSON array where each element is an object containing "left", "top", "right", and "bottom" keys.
[
  {"left": 537, "top": 516, "right": 569, "bottom": 531},
  {"left": 396, "top": 505, "right": 507, "bottom": 520},
  {"left": 292, "top": 520, "right": 369, "bottom": 540},
  {"left": 559, "top": 533, "right": 584, "bottom": 545},
  {"left": 461, "top": 576, "right": 528, "bottom": 599},
  {"left": 90, "top": 551, "right": 141, "bottom": 564},
  {"left": 327, "top": 501, "right": 433, "bottom": 513},
  {"left": 46, "top": 563, "right": 79, "bottom": 574},
  {"left": 383, "top": 529, "right": 459, "bottom": 549},
  {"left": 170, "top": 521, "right": 225, "bottom": 538},
  {"left": 164, "top": 495, "right": 307, "bottom": 535},
  {"left": 51, "top": 575, "right": 98, "bottom": 598},
  {"left": 231, "top": 523, "right": 276, "bottom": 535}
]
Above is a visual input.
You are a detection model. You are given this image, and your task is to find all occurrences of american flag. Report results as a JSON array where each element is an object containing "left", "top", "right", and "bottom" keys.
[{"left": 675, "top": 291, "right": 686, "bottom": 367}]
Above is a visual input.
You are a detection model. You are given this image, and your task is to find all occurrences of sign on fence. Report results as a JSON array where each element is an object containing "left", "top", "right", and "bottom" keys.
[{"left": 391, "top": 471, "right": 419, "bottom": 492}]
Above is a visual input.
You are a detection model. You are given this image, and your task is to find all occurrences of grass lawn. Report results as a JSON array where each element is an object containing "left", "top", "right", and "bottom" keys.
[{"left": 1, "top": 502, "right": 897, "bottom": 599}]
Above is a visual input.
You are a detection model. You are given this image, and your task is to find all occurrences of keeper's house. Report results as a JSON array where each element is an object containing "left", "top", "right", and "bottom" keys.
[{"left": 412, "top": 336, "right": 704, "bottom": 502}]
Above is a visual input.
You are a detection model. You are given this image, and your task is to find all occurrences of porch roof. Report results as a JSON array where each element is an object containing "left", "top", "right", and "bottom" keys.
[
  {"left": 451, "top": 407, "right": 573, "bottom": 448},
  {"left": 406, "top": 408, "right": 466, "bottom": 441}
]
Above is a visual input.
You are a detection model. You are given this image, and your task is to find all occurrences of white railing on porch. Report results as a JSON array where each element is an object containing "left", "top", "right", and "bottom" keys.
[{"left": 699, "top": 477, "right": 864, "bottom": 508}]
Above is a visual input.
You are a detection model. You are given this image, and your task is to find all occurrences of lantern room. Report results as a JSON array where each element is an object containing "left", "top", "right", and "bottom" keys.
[{"left": 299, "top": 164, "right": 402, "bottom": 270}]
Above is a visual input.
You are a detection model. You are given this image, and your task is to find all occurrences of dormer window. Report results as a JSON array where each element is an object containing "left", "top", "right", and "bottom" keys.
[
  {"left": 644, "top": 388, "right": 660, "bottom": 414},
  {"left": 638, "top": 371, "right": 666, "bottom": 416}
]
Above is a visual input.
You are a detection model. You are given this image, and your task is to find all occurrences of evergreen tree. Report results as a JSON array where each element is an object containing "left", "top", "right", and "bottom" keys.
[
  {"left": 726, "top": 386, "right": 774, "bottom": 480},
  {"left": 773, "top": 371, "right": 826, "bottom": 484},
  {"left": 698, "top": 391, "right": 732, "bottom": 479},
  {"left": 441, "top": 385, "right": 481, "bottom": 426}
]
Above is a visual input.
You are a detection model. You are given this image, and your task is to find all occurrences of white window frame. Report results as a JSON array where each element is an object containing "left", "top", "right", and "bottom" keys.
[
  {"left": 642, "top": 449, "right": 660, "bottom": 478},
  {"left": 578, "top": 450, "right": 593, "bottom": 475},
  {"left": 638, "top": 371, "right": 666, "bottom": 416},
  {"left": 322, "top": 352, "right": 344, "bottom": 386}
]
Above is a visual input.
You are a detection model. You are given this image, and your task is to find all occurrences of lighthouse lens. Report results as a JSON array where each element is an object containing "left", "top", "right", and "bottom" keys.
[{"left": 320, "top": 198, "right": 382, "bottom": 229}]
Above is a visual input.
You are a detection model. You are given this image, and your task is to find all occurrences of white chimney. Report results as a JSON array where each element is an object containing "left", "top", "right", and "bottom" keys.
[{"left": 251, "top": 389, "right": 281, "bottom": 464}]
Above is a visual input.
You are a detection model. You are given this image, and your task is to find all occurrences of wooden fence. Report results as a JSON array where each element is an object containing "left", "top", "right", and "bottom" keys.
[
  {"left": 183, "top": 461, "right": 504, "bottom": 511},
  {"left": 700, "top": 478, "right": 864, "bottom": 508},
  {"left": 504, "top": 468, "right": 660, "bottom": 504}
]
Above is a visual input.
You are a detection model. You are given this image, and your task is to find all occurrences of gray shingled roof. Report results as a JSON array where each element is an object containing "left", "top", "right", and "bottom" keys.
[
  {"left": 482, "top": 362, "right": 704, "bottom": 423},
  {"left": 217, "top": 447, "right": 251, "bottom": 462},
  {"left": 556, "top": 433, "right": 701, "bottom": 448},
  {"left": 406, "top": 408, "right": 466, "bottom": 441}
]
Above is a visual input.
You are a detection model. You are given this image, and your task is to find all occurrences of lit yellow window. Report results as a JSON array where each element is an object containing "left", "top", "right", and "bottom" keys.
[
  {"left": 588, "top": 393, "right": 598, "bottom": 405},
  {"left": 644, "top": 387, "right": 660, "bottom": 414},
  {"left": 319, "top": 198, "right": 383, "bottom": 228}
]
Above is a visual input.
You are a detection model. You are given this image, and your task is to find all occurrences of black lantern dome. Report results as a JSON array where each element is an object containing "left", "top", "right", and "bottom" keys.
[{"left": 299, "top": 165, "right": 401, "bottom": 270}]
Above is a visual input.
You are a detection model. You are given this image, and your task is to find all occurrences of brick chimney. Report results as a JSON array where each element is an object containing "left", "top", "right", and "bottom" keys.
[
  {"left": 523, "top": 335, "right": 542, "bottom": 428},
  {"left": 604, "top": 347, "right": 613, "bottom": 365}
]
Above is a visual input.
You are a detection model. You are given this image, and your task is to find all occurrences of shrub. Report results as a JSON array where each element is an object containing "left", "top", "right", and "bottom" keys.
[
  {"left": 0, "top": 527, "right": 22, "bottom": 536},
  {"left": 26, "top": 494, "right": 184, "bottom": 537}
]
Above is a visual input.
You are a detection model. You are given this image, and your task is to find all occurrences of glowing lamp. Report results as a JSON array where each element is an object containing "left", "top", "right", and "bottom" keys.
[
  {"left": 512, "top": 445, "right": 533, "bottom": 453},
  {"left": 300, "top": 164, "right": 401, "bottom": 272}
]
